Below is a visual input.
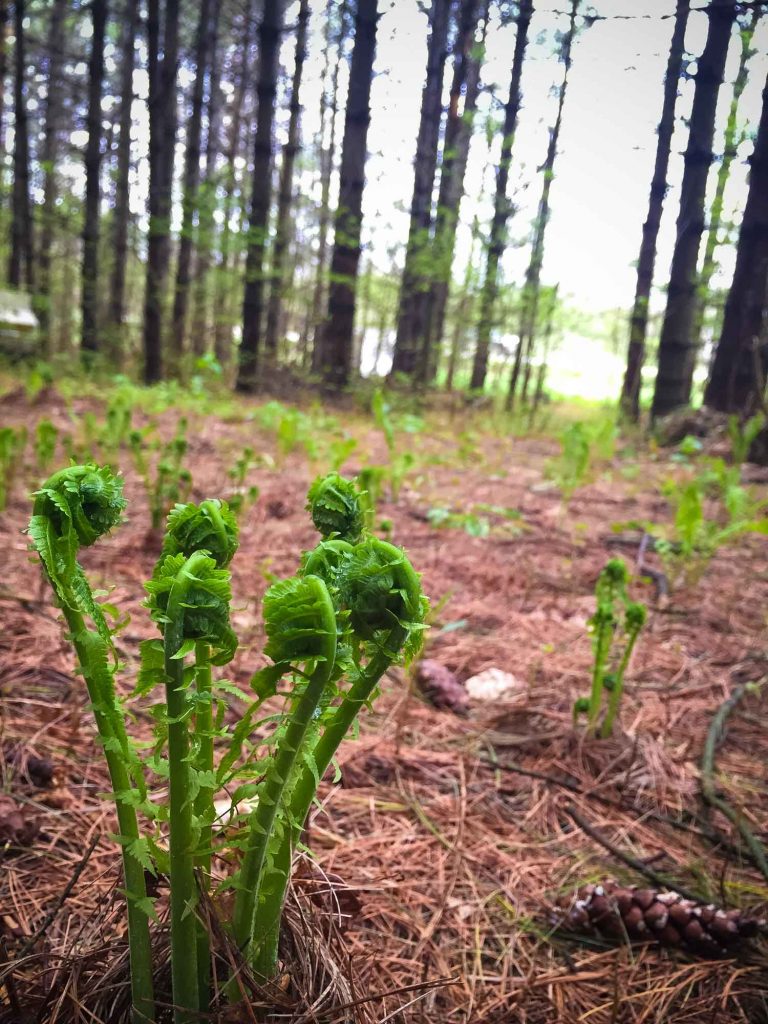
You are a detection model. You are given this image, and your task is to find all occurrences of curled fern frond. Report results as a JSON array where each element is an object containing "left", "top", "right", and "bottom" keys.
[
  {"left": 162, "top": 499, "right": 239, "bottom": 568},
  {"left": 33, "top": 465, "right": 126, "bottom": 548},
  {"left": 306, "top": 473, "right": 365, "bottom": 543},
  {"left": 262, "top": 574, "right": 337, "bottom": 668},
  {"left": 301, "top": 538, "right": 354, "bottom": 586},
  {"left": 338, "top": 538, "right": 427, "bottom": 660},
  {"left": 146, "top": 552, "right": 237, "bottom": 665}
]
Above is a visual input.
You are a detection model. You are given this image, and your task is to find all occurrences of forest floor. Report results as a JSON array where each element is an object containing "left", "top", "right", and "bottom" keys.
[{"left": 1, "top": 378, "right": 768, "bottom": 1023}]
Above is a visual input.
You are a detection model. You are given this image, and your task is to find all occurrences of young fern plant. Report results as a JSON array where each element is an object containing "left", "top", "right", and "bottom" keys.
[
  {"left": 145, "top": 499, "right": 238, "bottom": 1022},
  {"left": 574, "top": 558, "right": 646, "bottom": 738},
  {"left": 27, "top": 466, "right": 155, "bottom": 1024},
  {"left": 231, "top": 473, "right": 427, "bottom": 981}
]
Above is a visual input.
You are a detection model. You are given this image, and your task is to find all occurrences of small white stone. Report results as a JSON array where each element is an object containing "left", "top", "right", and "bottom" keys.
[{"left": 464, "top": 668, "right": 522, "bottom": 701}]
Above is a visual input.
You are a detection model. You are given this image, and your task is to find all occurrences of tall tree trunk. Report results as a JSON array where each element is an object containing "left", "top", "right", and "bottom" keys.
[
  {"left": 214, "top": 3, "right": 254, "bottom": 367},
  {"left": 81, "top": 0, "right": 108, "bottom": 357},
  {"left": 446, "top": 211, "right": 481, "bottom": 391},
  {"left": 508, "top": 0, "right": 579, "bottom": 410},
  {"left": 36, "top": 0, "right": 68, "bottom": 348},
  {"left": 264, "top": 0, "right": 310, "bottom": 360},
  {"left": 309, "top": 0, "right": 347, "bottom": 371},
  {"left": 651, "top": 0, "right": 737, "bottom": 419},
  {"left": 0, "top": 0, "right": 8, "bottom": 164},
  {"left": 692, "top": 9, "right": 760, "bottom": 352},
  {"left": 106, "top": 0, "right": 138, "bottom": 359},
  {"left": 704, "top": 71, "right": 768, "bottom": 414},
  {"left": 170, "top": 0, "right": 213, "bottom": 363},
  {"left": 390, "top": 0, "right": 451, "bottom": 379},
  {"left": 143, "top": 0, "right": 181, "bottom": 384},
  {"left": 317, "top": 0, "right": 378, "bottom": 388},
  {"left": 236, "top": 0, "right": 283, "bottom": 392},
  {"left": 191, "top": 0, "right": 222, "bottom": 356},
  {"left": 421, "top": 0, "right": 488, "bottom": 384},
  {"left": 8, "top": 0, "right": 33, "bottom": 290},
  {"left": 469, "top": 0, "right": 532, "bottom": 391},
  {"left": 620, "top": 0, "right": 690, "bottom": 421},
  {"left": 532, "top": 283, "right": 559, "bottom": 416}
]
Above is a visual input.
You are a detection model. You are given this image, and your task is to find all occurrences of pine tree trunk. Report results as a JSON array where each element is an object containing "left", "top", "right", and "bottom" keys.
[
  {"left": 81, "top": 0, "right": 108, "bottom": 357},
  {"left": 236, "top": 0, "right": 283, "bottom": 392},
  {"left": 106, "top": 0, "right": 138, "bottom": 360},
  {"left": 191, "top": 0, "right": 222, "bottom": 356},
  {"left": 8, "top": 0, "right": 33, "bottom": 290},
  {"left": 309, "top": 0, "right": 347, "bottom": 371},
  {"left": 651, "top": 0, "right": 737, "bottom": 419},
  {"left": 171, "top": 0, "right": 213, "bottom": 363},
  {"left": 0, "top": 0, "right": 8, "bottom": 164},
  {"left": 704, "top": 71, "right": 768, "bottom": 414},
  {"left": 469, "top": 0, "right": 532, "bottom": 391},
  {"left": 317, "top": 0, "right": 378, "bottom": 389},
  {"left": 264, "top": 0, "right": 310, "bottom": 361},
  {"left": 508, "top": 0, "right": 578, "bottom": 410},
  {"left": 143, "top": 0, "right": 181, "bottom": 384},
  {"left": 620, "top": 0, "right": 690, "bottom": 421},
  {"left": 422, "top": 0, "right": 488, "bottom": 384},
  {"left": 692, "top": 10, "right": 760, "bottom": 353},
  {"left": 390, "top": 0, "right": 451, "bottom": 380},
  {"left": 36, "top": 0, "right": 68, "bottom": 348},
  {"left": 214, "top": 3, "right": 253, "bottom": 367}
]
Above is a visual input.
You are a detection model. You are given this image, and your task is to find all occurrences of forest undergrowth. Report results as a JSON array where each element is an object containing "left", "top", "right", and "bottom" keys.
[{"left": 1, "top": 375, "right": 768, "bottom": 1023}]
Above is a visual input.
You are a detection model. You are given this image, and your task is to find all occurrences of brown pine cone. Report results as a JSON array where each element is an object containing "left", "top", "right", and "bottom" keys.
[{"left": 558, "top": 881, "right": 765, "bottom": 957}]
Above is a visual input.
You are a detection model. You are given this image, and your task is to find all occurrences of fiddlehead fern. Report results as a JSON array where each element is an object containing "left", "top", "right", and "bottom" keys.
[
  {"left": 306, "top": 471, "right": 365, "bottom": 542},
  {"left": 29, "top": 467, "right": 154, "bottom": 1024},
  {"left": 232, "top": 574, "right": 338, "bottom": 973}
]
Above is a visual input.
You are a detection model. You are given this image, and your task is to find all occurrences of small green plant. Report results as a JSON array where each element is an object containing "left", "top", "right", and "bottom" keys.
[
  {"left": 547, "top": 422, "right": 591, "bottom": 500},
  {"left": 371, "top": 388, "right": 416, "bottom": 500},
  {"left": 226, "top": 445, "right": 260, "bottom": 517},
  {"left": 427, "top": 506, "right": 490, "bottom": 537},
  {"left": 130, "top": 418, "right": 193, "bottom": 530},
  {"left": 728, "top": 412, "right": 764, "bottom": 466},
  {"left": 573, "top": 558, "right": 646, "bottom": 738},
  {"left": 30, "top": 469, "right": 426, "bottom": 1022},
  {"left": 0, "top": 425, "right": 27, "bottom": 511},
  {"left": 34, "top": 419, "right": 58, "bottom": 471}
]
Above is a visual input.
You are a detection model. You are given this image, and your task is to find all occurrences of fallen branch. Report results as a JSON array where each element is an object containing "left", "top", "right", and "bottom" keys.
[
  {"left": 700, "top": 685, "right": 768, "bottom": 883},
  {"left": 563, "top": 803, "right": 707, "bottom": 904}
]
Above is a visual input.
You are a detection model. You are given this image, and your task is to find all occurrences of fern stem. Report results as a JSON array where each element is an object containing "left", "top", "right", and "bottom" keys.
[
  {"left": 600, "top": 627, "right": 640, "bottom": 739},
  {"left": 194, "top": 641, "right": 213, "bottom": 1012},
  {"left": 250, "top": 626, "right": 407, "bottom": 980},
  {"left": 66, "top": 610, "right": 156, "bottom": 1024},
  {"left": 164, "top": 553, "right": 210, "bottom": 1022}
]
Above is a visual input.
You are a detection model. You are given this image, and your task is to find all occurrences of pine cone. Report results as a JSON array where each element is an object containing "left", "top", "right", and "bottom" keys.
[{"left": 559, "top": 881, "right": 765, "bottom": 957}]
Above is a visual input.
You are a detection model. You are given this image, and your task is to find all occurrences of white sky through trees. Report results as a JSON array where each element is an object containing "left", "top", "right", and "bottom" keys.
[{"left": 299, "top": 0, "right": 768, "bottom": 315}]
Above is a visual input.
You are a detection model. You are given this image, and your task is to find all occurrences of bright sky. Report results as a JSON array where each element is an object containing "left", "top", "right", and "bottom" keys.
[{"left": 296, "top": 0, "right": 768, "bottom": 315}]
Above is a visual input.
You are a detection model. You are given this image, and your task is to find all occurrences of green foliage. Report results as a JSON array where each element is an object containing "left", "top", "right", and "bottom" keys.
[
  {"left": 428, "top": 506, "right": 490, "bottom": 537},
  {"left": 29, "top": 467, "right": 427, "bottom": 1018},
  {"left": 728, "top": 413, "right": 764, "bottom": 466},
  {"left": 34, "top": 419, "right": 58, "bottom": 471},
  {"left": 0, "top": 425, "right": 27, "bottom": 511},
  {"left": 573, "top": 557, "right": 646, "bottom": 738},
  {"left": 130, "top": 418, "right": 193, "bottom": 530},
  {"left": 547, "top": 422, "right": 591, "bottom": 500},
  {"left": 370, "top": 388, "right": 418, "bottom": 501}
]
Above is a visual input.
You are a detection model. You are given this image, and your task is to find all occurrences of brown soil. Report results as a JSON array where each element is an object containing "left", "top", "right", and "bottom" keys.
[{"left": 2, "top": 385, "right": 768, "bottom": 1023}]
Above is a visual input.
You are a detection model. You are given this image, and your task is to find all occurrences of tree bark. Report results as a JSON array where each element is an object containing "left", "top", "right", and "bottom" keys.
[
  {"left": 469, "top": 0, "right": 532, "bottom": 391},
  {"left": 236, "top": 0, "right": 283, "bottom": 392},
  {"left": 0, "top": 0, "right": 9, "bottom": 162},
  {"left": 36, "top": 0, "right": 69, "bottom": 348},
  {"left": 309, "top": 0, "right": 347, "bottom": 371},
  {"left": 8, "top": 0, "right": 33, "bottom": 290},
  {"left": 81, "top": 0, "right": 108, "bottom": 357},
  {"left": 390, "top": 0, "right": 451, "bottom": 379},
  {"left": 421, "top": 0, "right": 488, "bottom": 384},
  {"left": 651, "top": 0, "right": 737, "bottom": 419},
  {"left": 508, "top": 0, "right": 579, "bottom": 410},
  {"left": 704, "top": 71, "right": 768, "bottom": 414},
  {"left": 106, "top": 0, "right": 139, "bottom": 358},
  {"left": 620, "top": 0, "right": 690, "bottom": 421},
  {"left": 191, "top": 0, "right": 222, "bottom": 356},
  {"left": 264, "top": 0, "right": 310, "bottom": 360},
  {"left": 692, "top": 9, "right": 760, "bottom": 354},
  {"left": 317, "top": 0, "right": 378, "bottom": 388},
  {"left": 214, "top": 2, "right": 254, "bottom": 367},
  {"left": 143, "top": 0, "right": 181, "bottom": 384},
  {"left": 170, "top": 0, "right": 213, "bottom": 363}
]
